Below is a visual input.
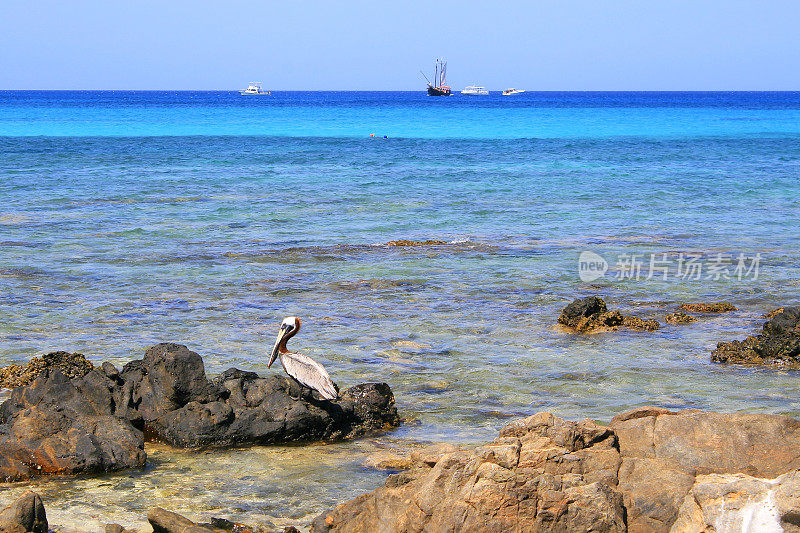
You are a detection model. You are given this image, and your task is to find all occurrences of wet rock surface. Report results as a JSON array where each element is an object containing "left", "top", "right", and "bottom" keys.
[
  {"left": 711, "top": 306, "right": 800, "bottom": 367},
  {"left": 558, "top": 296, "right": 659, "bottom": 332},
  {"left": 0, "top": 343, "right": 400, "bottom": 480},
  {"left": 314, "top": 407, "right": 800, "bottom": 533}
]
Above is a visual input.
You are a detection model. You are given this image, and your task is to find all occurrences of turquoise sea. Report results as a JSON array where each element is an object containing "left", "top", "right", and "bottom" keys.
[{"left": 1, "top": 91, "right": 800, "bottom": 530}]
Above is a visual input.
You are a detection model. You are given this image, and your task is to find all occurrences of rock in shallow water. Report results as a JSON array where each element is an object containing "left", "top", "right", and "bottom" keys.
[
  {"left": 0, "top": 368, "right": 146, "bottom": 481},
  {"left": 664, "top": 312, "right": 696, "bottom": 325},
  {"left": 0, "top": 343, "right": 400, "bottom": 480},
  {"left": 678, "top": 302, "right": 737, "bottom": 313},
  {"left": 0, "top": 491, "right": 47, "bottom": 533},
  {"left": 711, "top": 306, "right": 800, "bottom": 367},
  {"left": 558, "top": 296, "right": 659, "bottom": 332}
]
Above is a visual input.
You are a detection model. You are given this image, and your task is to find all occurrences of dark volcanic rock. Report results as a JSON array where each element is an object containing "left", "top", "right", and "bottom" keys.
[
  {"left": 0, "top": 343, "right": 400, "bottom": 480},
  {"left": 0, "top": 491, "right": 47, "bottom": 533},
  {"left": 711, "top": 306, "right": 800, "bottom": 367},
  {"left": 558, "top": 296, "right": 659, "bottom": 332},
  {"left": 122, "top": 343, "right": 226, "bottom": 424},
  {"left": 152, "top": 375, "right": 400, "bottom": 448},
  {"left": 123, "top": 343, "right": 399, "bottom": 448},
  {"left": 0, "top": 368, "right": 146, "bottom": 482},
  {"left": 314, "top": 407, "right": 800, "bottom": 533},
  {"left": 0, "top": 351, "right": 94, "bottom": 389}
]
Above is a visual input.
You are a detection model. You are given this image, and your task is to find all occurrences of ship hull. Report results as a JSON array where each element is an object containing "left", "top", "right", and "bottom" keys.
[{"left": 427, "top": 86, "right": 451, "bottom": 96}]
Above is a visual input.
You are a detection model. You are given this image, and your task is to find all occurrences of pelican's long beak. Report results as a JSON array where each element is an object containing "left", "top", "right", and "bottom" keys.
[{"left": 269, "top": 323, "right": 292, "bottom": 367}]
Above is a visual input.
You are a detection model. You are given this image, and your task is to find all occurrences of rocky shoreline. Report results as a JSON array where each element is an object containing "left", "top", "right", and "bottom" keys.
[
  {"left": 2, "top": 300, "right": 800, "bottom": 531},
  {"left": 4, "top": 405, "right": 800, "bottom": 532},
  {"left": 0, "top": 342, "right": 400, "bottom": 482},
  {"left": 312, "top": 407, "right": 800, "bottom": 533}
]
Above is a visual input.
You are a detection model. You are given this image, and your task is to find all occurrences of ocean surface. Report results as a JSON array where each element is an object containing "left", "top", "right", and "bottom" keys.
[{"left": 1, "top": 91, "right": 800, "bottom": 530}]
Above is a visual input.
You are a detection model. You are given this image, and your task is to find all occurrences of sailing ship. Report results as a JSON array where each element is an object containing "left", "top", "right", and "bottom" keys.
[{"left": 421, "top": 59, "right": 451, "bottom": 96}]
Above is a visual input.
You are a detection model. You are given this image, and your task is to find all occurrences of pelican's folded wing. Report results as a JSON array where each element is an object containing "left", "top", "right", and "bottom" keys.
[{"left": 280, "top": 352, "right": 339, "bottom": 400}]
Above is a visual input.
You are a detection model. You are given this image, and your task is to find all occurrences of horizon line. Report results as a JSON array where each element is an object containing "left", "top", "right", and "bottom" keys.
[{"left": 1, "top": 89, "right": 799, "bottom": 93}]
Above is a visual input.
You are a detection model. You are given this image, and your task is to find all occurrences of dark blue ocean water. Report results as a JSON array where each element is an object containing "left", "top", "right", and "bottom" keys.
[{"left": 1, "top": 91, "right": 800, "bottom": 528}]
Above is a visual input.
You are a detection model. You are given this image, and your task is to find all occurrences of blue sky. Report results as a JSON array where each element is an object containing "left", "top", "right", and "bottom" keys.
[{"left": 1, "top": 0, "right": 798, "bottom": 90}]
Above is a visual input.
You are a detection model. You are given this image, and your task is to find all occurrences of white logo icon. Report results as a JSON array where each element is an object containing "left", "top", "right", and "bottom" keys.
[{"left": 578, "top": 251, "right": 608, "bottom": 282}]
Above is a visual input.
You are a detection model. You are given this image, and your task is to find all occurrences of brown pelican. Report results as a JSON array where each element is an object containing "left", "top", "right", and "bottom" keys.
[{"left": 269, "top": 316, "right": 339, "bottom": 400}]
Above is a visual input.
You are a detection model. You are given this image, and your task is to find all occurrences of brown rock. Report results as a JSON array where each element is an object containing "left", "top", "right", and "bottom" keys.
[
  {"left": 363, "top": 451, "right": 414, "bottom": 471},
  {"left": 621, "top": 316, "right": 660, "bottom": 331},
  {"left": 385, "top": 239, "right": 447, "bottom": 246},
  {"left": 671, "top": 471, "right": 800, "bottom": 532},
  {"left": 409, "top": 443, "right": 463, "bottom": 466},
  {"left": 312, "top": 412, "right": 626, "bottom": 533},
  {"left": 678, "top": 302, "right": 736, "bottom": 313},
  {"left": 612, "top": 407, "right": 800, "bottom": 532},
  {"left": 315, "top": 407, "right": 800, "bottom": 533},
  {"left": 664, "top": 312, "right": 696, "bottom": 325},
  {"left": 558, "top": 296, "right": 659, "bottom": 333},
  {"left": 765, "top": 307, "right": 786, "bottom": 319},
  {"left": 148, "top": 507, "right": 215, "bottom": 533},
  {"left": 0, "top": 351, "right": 93, "bottom": 389},
  {"left": 0, "top": 491, "right": 47, "bottom": 533}
]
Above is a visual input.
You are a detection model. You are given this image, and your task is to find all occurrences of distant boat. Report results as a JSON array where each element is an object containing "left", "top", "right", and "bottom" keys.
[
  {"left": 461, "top": 85, "right": 489, "bottom": 95},
  {"left": 239, "top": 82, "right": 271, "bottom": 95},
  {"left": 421, "top": 59, "right": 451, "bottom": 96},
  {"left": 502, "top": 88, "right": 525, "bottom": 95}
]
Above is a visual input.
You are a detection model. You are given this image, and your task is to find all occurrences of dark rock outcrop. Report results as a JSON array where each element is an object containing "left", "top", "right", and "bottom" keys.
[
  {"left": 315, "top": 407, "right": 800, "bottom": 533},
  {"left": 711, "top": 306, "right": 800, "bottom": 367},
  {"left": 120, "top": 343, "right": 400, "bottom": 448},
  {"left": 0, "top": 368, "right": 146, "bottom": 482},
  {"left": 558, "top": 296, "right": 659, "bottom": 332},
  {"left": 678, "top": 302, "right": 736, "bottom": 313},
  {"left": 0, "top": 491, "right": 47, "bottom": 533},
  {"left": 0, "top": 351, "right": 94, "bottom": 389},
  {"left": 0, "top": 343, "right": 400, "bottom": 480}
]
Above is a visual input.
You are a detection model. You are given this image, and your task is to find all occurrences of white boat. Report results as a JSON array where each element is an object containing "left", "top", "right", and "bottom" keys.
[
  {"left": 239, "top": 82, "right": 271, "bottom": 95},
  {"left": 461, "top": 85, "right": 489, "bottom": 95},
  {"left": 502, "top": 88, "right": 525, "bottom": 95}
]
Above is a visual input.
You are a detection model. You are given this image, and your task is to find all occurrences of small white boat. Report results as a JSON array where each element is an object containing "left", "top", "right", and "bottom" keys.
[
  {"left": 239, "top": 82, "right": 271, "bottom": 95},
  {"left": 502, "top": 88, "right": 525, "bottom": 95},
  {"left": 461, "top": 85, "right": 489, "bottom": 95}
]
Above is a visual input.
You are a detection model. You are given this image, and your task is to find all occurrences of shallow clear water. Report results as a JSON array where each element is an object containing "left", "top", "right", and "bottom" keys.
[{"left": 1, "top": 91, "right": 800, "bottom": 530}]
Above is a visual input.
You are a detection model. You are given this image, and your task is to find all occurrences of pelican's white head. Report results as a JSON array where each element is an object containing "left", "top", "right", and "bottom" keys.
[{"left": 269, "top": 316, "right": 301, "bottom": 367}]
